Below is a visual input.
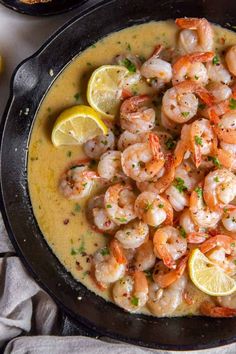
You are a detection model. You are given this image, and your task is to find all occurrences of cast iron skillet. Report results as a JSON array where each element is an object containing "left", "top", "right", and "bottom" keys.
[
  {"left": 1, "top": 0, "right": 236, "bottom": 350},
  {"left": 0, "top": 0, "right": 87, "bottom": 16}
]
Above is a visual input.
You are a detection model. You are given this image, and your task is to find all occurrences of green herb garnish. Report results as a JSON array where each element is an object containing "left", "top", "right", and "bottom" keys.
[
  {"left": 181, "top": 112, "right": 190, "bottom": 118},
  {"left": 122, "top": 58, "right": 136, "bottom": 73},
  {"left": 174, "top": 177, "right": 188, "bottom": 193},
  {"left": 212, "top": 55, "right": 220, "bottom": 65},
  {"left": 131, "top": 296, "right": 139, "bottom": 306},
  {"left": 165, "top": 138, "right": 176, "bottom": 150},
  {"left": 179, "top": 226, "right": 187, "bottom": 238},
  {"left": 207, "top": 156, "right": 221, "bottom": 168},
  {"left": 195, "top": 186, "right": 203, "bottom": 198},
  {"left": 229, "top": 98, "right": 236, "bottom": 110},
  {"left": 194, "top": 135, "right": 203, "bottom": 146},
  {"left": 100, "top": 247, "right": 110, "bottom": 256}
]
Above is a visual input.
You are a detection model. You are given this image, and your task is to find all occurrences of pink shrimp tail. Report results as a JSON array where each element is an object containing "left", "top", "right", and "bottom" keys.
[
  {"left": 200, "top": 234, "right": 234, "bottom": 254},
  {"left": 187, "top": 232, "right": 208, "bottom": 244},
  {"left": 200, "top": 301, "right": 236, "bottom": 317},
  {"left": 149, "top": 133, "right": 164, "bottom": 160}
]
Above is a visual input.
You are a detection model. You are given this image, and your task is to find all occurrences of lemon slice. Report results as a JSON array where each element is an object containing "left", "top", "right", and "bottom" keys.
[
  {"left": 87, "top": 65, "right": 129, "bottom": 119},
  {"left": 51, "top": 105, "right": 108, "bottom": 146},
  {"left": 189, "top": 248, "right": 236, "bottom": 296}
]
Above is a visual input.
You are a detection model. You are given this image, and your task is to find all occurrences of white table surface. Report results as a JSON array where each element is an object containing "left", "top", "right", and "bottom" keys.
[{"left": 0, "top": 3, "right": 80, "bottom": 119}]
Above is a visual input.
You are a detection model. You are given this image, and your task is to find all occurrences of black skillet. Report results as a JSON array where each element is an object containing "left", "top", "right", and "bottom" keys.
[
  {"left": 0, "top": 0, "right": 87, "bottom": 16},
  {"left": 1, "top": 0, "right": 236, "bottom": 350}
]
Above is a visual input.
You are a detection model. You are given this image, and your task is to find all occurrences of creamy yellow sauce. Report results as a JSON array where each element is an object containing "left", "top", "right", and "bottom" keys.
[{"left": 28, "top": 20, "right": 236, "bottom": 317}]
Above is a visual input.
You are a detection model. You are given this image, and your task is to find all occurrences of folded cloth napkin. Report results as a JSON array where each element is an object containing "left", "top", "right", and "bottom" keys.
[{"left": 1, "top": 213, "right": 236, "bottom": 354}]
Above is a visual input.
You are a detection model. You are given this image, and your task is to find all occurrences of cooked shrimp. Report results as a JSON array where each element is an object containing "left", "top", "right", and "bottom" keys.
[
  {"left": 104, "top": 183, "right": 136, "bottom": 225},
  {"left": 83, "top": 130, "right": 115, "bottom": 159},
  {"left": 190, "top": 118, "right": 217, "bottom": 167},
  {"left": 190, "top": 183, "right": 222, "bottom": 228},
  {"left": 93, "top": 239, "right": 126, "bottom": 289},
  {"left": 179, "top": 209, "right": 208, "bottom": 244},
  {"left": 218, "top": 292, "right": 236, "bottom": 310},
  {"left": 115, "top": 220, "right": 149, "bottom": 249},
  {"left": 176, "top": 17, "right": 214, "bottom": 53},
  {"left": 59, "top": 165, "right": 98, "bottom": 200},
  {"left": 113, "top": 271, "right": 148, "bottom": 312},
  {"left": 225, "top": 45, "right": 236, "bottom": 76},
  {"left": 200, "top": 234, "right": 235, "bottom": 255},
  {"left": 117, "top": 131, "right": 141, "bottom": 151},
  {"left": 162, "top": 81, "right": 213, "bottom": 124},
  {"left": 134, "top": 239, "right": 156, "bottom": 271},
  {"left": 200, "top": 301, "right": 236, "bottom": 317},
  {"left": 206, "top": 246, "right": 236, "bottom": 276},
  {"left": 161, "top": 110, "right": 182, "bottom": 133},
  {"left": 121, "top": 133, "right": 165, "bottom": 182},
  {"left": 207, "top": 82, "right": 232, "bottom": 103},
  {"left": 97, "top": 150, "right": 125, "bottom": 181},
  {"left": 134, "top": 191, "right": 173, "bottom": 227},
  {"left": 153, "top": 226, "right": 187, "bottom": 269},
  {"left": 206, "top": 61, "right": 232, "bottom": 85},
  {"left": 166, "top": 159, "right": 204, "bottom": 212},
  {"left": 152, "top": 256, "right": 188, "bottom": 288},
  {"left": 172, "top": 52, "right": 213, "bottom": 85},
  {"left": 222, "top": 209, "right": 236, "bottom": 232},
  {"left": 86, "top": 195, "right": 118, "bottom": 233},
  {"left": 120, "top": 95, "right": 155, "bottom": 133},
  {"left": 136, "top": 154, "right": 175, "bottom": 195},
  {"left": 203, "top": 169, "right": 236, "bottom": 210},
  {"left": 218, "top": 141, "right": 236, "bottom": 172},
  {"left": 148, "top": 274, "right": 187, "bottom": 316},
  {"left": 211, "top": 111, "right": 236, "bottom": 145},
  {"left": 115, "top": 54, "right": 142, "bottom": 90},
  {"left": 140, "top": 45, "right": 172, "bottom": 89}
]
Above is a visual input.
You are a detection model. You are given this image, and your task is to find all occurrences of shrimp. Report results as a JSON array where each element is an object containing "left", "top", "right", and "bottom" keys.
[
  {"left": 83, "top": 130, "right": 115, "bottom": 160},
  {"left": 134, "top": 239, "right": 156, "bottom": 271},
  {"left": 59, "top": 165, "right": 98, "bottom": 200},
  {"left": 225, "top": 45, "right": 236, "bottom": 76},
  {"left": 153, "top": 226, "right": 187, "bottom": 269},
  {"left": 112, "top": 271, "right": 148, "bottom": 313},
  {"left": 200, "top": 234, "right": 235, "bottom": 255},
  {"left": 93, "top": 239, "right": 126, "bottom": 289},
  {"left": 161, "top": 110, "right": 182, "bottom": 133},
  {"left": 218, "top": 292, "right": 236, "bottom": 310},
  {"left": 206, "top": 245, "right": 236, "bottom": 276},
  {"left": 117, "top": 131, "right": 141, "bottom": 151},
  {"left": 222, "top": 209, "right": 236, "bottom": 232},
  {"left": 172, "top": 52, "right": 213, "bottom": 85},
  {"left": 190, "top": 183, "right": 222, "bottom": 228},
  {"left": 162, "top": 80, "right": 214, "bottom": 124},
  {"left": 86, "top": 195, "right": 118, "bottom": 233},
  {"left": 200, "top": 301, "right": 236, "bottom": 317},
  {"left": 136, "top": 154, "right": 175, "bottom": 195},
  {"left": 206, "top": 61, "right": 232, "bottom": 85},
  {"left": 121, "top": 133, "right": 165, "bottom": 182},
  {"left": 104, "top": 183, "right": 136, "bottom": 225},
  {"left": 134, "top": 191, "right": 173, "bottom": 227},
  {"left": 148, "top": 274, "right": 187, "bottom": 316},
  {"left": 152, "top": 256, "right": 188, "bottom": 288},
  {"left": 120, "top": 95, "right": 155, "bottom": 134},
  {"left": 189, "top": 118, "right": 217, "bottom": 167},
  {"left": 114, "top": 220, "right": 149, "bottom": 249},
  {"left": 166, "top": 159, "right": 204, "bottom": 212},
  {"left": 176, "top": 17, "right": 214, "bottom": 53},
  {"left": 115, "top": 54, "right": 142, "bottom": 90},
  {"left": 140, "top": 45, "right": 172, "bottom": 89},
  {"left": 203, "top": 169, "right": 236, "bottom": 210},
  {"left": 207, "top": 82, "right": 232, "bottom": 103},
  {"left": 210, "top": 111, "right": 236, "bottom": 145},
  {"left": 97, "top": 150, "right": 125, "bottom": 181},
  {"left": 217, "top": 141, "right": 236, "bottom": 172},
  {"left": 179, "top": 209, "right": 208, "bottom": 244}
]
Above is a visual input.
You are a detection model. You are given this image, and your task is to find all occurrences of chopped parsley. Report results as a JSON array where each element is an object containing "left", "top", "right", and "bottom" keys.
[
  {"left": 100, "top": 247, "right": 110, "bottom": 256},
  {"left": 195, "top": 186, "right": 203, "bottom": 198},
  {"left": 74, "top": 92, "right": 81, "bottom": 101},
  {"left": 165, "top": 138, "right": 176, "bottom": 150},
  {"left": 158, "top": 204, "right": 164, "bottom": 208},
  {"left": 106, "top": 204, "right": 112, "bottom": 208},
  {"left": 179, "top": 226, "right": 187, "bottom": 238},
  {"left": 144, "top": 201, "right": 153, "bottom": 211},
  {"left": 67, "top": 150, "right": 72, "bottom": 157},
  {"left": 214, "top": 176, "right": 219, "bottom": 182},
  {"left": 131, "top": 296, "right": 139, "bottom": 306},
  {"left": 174, "top": 177, "right": 188, "bottom": 193},
  {"left": 234, "top": 260, "right": 236, "bottom": 265},
  {"left": 194, "top": 75, "right": 199, "bottom": 80},
  {"left": 126, "top": 43, "right": 131, "bottom": 51},
  {"left": 212, "top": 55, "right": 220, "bottom": 65},
  {"left": 181, "top": 112, "right": 190, "bottom": 118},
  {"left": 229, "top": 98, "right": 236, "bottom": 110},
  {"left": 78, "top": 241, "right": 85, "bottom": 254},
  {"left": 70, "top": 247, "right": 78, "bottom": 256},
  {"left": 101, "top": 140, "right": 108, "bottom": 145},
  {"left": 74, "top": 203, "right": 81, "bottom": 212},
  {"left": 207, "top": 156, "right": 221, "bottom": 168},
  {"left": 198, "top": 103, "right": 206, "bottom": 110},
  {"left": 194, "top": 135, "right": 203, "bottom": 146},
  {"left": 122, "top": 58, "right": 136, "bottom": 73},
  {"left": 116, "top": 217, "right": 127, "bottom": 223},
  {"left": 231, "top": 242, "right": 235, "bottom": 248}
]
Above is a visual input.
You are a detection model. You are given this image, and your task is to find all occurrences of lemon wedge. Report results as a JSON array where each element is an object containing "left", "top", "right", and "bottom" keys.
[
  {"left": 51, "top": 105, "right": 108, "bottom": 147},
  {"left": 87, "top": 65, "right": 129, "bottom": 119},
  {"left": 188, "top": 248, "right": 236, "bottom": 296}
]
